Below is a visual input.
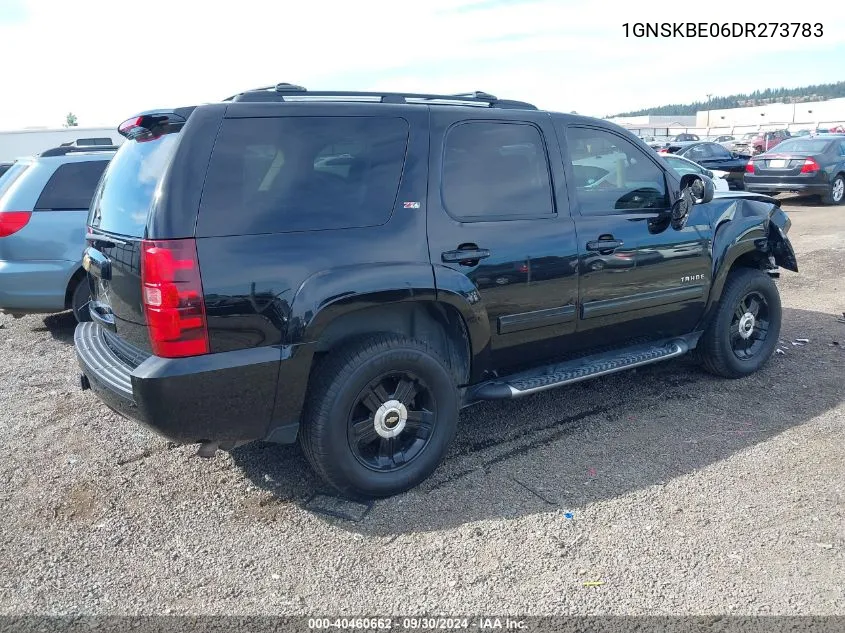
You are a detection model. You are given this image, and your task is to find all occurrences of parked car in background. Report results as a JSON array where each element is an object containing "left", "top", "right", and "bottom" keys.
[
  {"left": 744, "top": 135, "right": 845, "bottom": 205},
  {"left": 75, "top": 85, "right": 797, "bottom": 499},
  {"left": 666, "top": 141, "right": 751, "bottom": 190},
  {"left": 650, "top": 133, "right": 701, "bottom": 152},
  {"left": 708, "top": 135, "right": 735, "bottom": 146},
  {"left": 660, "top": 153, "right": 730, "bottom": 191},
  {"left": 742, "top": 130, "right": 791, "bottom": 155},
  {"left": 728, "top": 132, "right": 759, "bottom": 154},
  {"left": 0, "top": 145, "right": 116, "bottom": 321}
]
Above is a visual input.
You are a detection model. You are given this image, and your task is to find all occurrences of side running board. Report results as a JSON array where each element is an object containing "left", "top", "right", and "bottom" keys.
[{"left": 472, "top": 338, "right": 690, "bottom": 400}]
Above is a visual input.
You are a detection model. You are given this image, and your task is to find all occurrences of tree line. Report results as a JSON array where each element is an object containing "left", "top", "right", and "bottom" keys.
[{"left": 609, "top": 80, "right": 845, "bottom": 117}]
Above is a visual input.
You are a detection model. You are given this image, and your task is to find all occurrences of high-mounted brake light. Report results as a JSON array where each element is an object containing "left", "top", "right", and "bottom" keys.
[
  {"left": 0, "top": 211, "right": 32, "bottom": 237},
  {"left": 118, "top": 117, "right": 143, "bottom": 135},
  {"left": 800, "top": 158, "right": 820, "bottom": 173},
  {"left": 141, "top": 239, "right": 209, "bottom": 358},
  {"left": 745, "top": 161, "right": 755, "bottom": 173},
  {"left": 118, "top": 112, "right": 186, "bottom": 142}
]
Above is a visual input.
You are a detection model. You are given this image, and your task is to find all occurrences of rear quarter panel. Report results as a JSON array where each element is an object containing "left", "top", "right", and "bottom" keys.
[{"left": 0, "top": 161, "right": 87, "bottom": 311}]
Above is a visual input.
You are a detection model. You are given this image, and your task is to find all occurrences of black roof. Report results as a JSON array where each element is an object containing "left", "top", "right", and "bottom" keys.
[{"left": 223, "top": 83, "right": 538, "bottom": 110}]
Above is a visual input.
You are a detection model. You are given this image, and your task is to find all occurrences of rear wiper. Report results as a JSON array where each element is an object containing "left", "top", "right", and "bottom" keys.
[{"left": 86, "top": 232, "right": 128, "bottom": 247}]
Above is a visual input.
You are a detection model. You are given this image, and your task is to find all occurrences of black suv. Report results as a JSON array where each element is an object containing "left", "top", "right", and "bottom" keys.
[{"left": 76, "top": 85, "right": 798, "bottom": 499}]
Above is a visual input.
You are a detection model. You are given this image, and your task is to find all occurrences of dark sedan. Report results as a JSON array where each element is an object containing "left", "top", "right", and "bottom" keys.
[
  {"left": 744, "top": 135, "right": 845, "bottom": 205},
  {"left": 659, "top": 141, "right": 751, "bottom": 190}
]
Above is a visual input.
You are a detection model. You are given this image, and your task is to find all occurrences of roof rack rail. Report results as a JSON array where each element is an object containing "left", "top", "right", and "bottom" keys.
[
  {"left": 223, "top": 84, "right": 537, "bottom": 110},
  {"left": 39, "top": 145, "right": 120, "bottom": 157}
]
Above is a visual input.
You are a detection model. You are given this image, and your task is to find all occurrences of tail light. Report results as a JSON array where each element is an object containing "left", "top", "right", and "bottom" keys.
[
  {"left": 745, "top": 161, "right": 755, "bottom": 173},
  {"left": 519, "top": 263, "right": 529, "bottom": 273},
  {"left": 0, "top": 211, "right": 32, "bottom": 237},
  {"left": 800, "top": 158, "right": 820, "bottom": 174},
  {"left": 141, "top": 238, "right": 209, "bottom": 358},
  {"left": 658, "top": 148, "right": 669, "bottom": 153}
]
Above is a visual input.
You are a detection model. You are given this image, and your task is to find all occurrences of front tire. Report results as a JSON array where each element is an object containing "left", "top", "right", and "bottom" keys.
[
  {"left": 699, "top": 268, "right": 782, "bottom": 378},
  {"left": 71, "top": 278, "right": 92, "bottom": 323},
  {"left": 300, "top": 334, "right": 459, "bottom": 499},
  {"left": 821, "top": 173, "right": 844, "bottom": 205}
]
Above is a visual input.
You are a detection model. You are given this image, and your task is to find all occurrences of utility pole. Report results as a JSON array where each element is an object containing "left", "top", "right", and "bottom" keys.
[{"left": 706, "top": 94, "right": 713, "bottom": 128}]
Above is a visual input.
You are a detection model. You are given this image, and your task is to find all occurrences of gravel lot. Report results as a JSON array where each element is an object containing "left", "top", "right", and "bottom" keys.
[{"left": 1, "top": 196, "right": 843, "bottom": 616}]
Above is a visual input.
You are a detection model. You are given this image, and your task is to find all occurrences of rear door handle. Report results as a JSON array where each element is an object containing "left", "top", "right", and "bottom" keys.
[
  {"left": 442, "top": 249, "right": 491, "bottom": 264},
  {"left": 586, "top": 239, "right": 623, "bottom": 252}
]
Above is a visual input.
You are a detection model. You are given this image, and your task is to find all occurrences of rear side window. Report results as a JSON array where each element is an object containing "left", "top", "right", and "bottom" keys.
[
  {"left": 198, "top": 116, "right": 409, "bottom": 235},
  {"left": 34, "top": 161, "right": 109, "bottom": 211},
  {"left": 89, "top": 134, "right": 179, "bottom": 236},
  {"left": 441, "top": 121, "right": 553, "bottom": 220}
]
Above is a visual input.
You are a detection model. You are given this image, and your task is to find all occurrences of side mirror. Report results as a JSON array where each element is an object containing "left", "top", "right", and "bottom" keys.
[{"left": 679, "top": 172, "right": 715, "bottom": 205}]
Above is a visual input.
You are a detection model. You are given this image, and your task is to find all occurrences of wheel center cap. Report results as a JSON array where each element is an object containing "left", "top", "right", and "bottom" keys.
[
  {"left": 374, "top": 399, "right": 408, "bottom": 438},
  {"left": 738, "top": 312, "right": 755, "bottom": 339}
]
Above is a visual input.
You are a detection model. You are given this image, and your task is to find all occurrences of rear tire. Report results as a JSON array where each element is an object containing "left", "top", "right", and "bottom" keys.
[
  {"left": 821, "top": 173, "right": 844, "bottom": 205},
  {"left": 300, "top": 333, "right": 459, "bottom": 499},
  {"left": 71, "top": 278, "right": 92, "bottom": 323},
  {"left": 699, "top": 268, "right": 781, "bottom": 378}
]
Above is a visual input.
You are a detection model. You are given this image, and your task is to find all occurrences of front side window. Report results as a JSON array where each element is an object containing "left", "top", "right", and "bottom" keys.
[
  {"left": 198, "top": 116, "right": 410, "bottom": 235},
  {"left": 441, "top": 121, "right": 553, "bottom": 220},
  {"left": 563, "top": 126, "right": 669, "bottom": 215}
]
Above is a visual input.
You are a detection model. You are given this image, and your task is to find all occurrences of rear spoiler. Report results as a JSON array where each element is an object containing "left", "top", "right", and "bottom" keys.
[{"left": 117, "top": 107, "right": 196, "bottom": 141}]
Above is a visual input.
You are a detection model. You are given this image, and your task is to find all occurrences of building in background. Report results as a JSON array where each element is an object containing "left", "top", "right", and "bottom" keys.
[
  {"left": 605, "top": 115, "right": 697, "bottom": 129},
  {"left": 0, "top": 127, "right": 123, "bottom": 163},
  {"left": 696, "top": 97, "right": 845, "bottom": 130}
]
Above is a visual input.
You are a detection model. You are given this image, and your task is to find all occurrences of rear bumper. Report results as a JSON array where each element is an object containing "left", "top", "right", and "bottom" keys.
[
  {"left": 744, "top": 174, "right": 829, "bottom": 195},
  {"left": 0, "top": 259, "right": 77, "bottom": 313},
  {"left": 74, "top": 322, "right": 302, "bottom": 445}
]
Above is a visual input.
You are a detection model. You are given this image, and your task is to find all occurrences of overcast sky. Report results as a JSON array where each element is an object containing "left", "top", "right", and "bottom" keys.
[{"left": 1, "top": 0, "right": 844, "bottom": 129}]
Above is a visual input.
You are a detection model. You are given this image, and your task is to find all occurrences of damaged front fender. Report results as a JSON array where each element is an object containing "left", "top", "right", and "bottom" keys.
[
  {"left": 699, "top": 196, "right": 799, "bottom": 329},
  {"left": 764, "top": 207, "right": 798, "bottom": 272}
]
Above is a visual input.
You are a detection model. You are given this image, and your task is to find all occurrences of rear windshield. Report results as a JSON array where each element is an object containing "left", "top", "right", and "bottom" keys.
[
  {"left": 88, "top": 134, "right": 179, "bottom": 236},
  {"left": 197, "top": 116, "right": 409, "bottom": 236},
  {"left": 0, "top": 161, "right": 31, "bottom": 200},
  {"left": 768, "top": 139, "right": 830, "bottom": 154}
]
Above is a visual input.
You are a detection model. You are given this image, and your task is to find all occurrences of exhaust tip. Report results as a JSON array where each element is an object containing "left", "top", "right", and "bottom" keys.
[{"left": 80, "top": 374, "right": 91, "bottom": 391}]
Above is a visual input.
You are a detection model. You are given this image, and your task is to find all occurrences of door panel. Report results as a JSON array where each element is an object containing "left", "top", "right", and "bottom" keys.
[
  {"left": 558, "top": 123, "right": 711, "bottom": 349},
  {"left": 427, "top": 111, "right": 579, "bottom": 373}
]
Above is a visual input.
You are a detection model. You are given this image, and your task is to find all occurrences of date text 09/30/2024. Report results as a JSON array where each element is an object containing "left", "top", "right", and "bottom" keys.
[
  {"left": 623, "top": 22, "right": 823, "bottom": 38},
  {"left": 308, "top": 618, "right": 528, "bottom": 630}
]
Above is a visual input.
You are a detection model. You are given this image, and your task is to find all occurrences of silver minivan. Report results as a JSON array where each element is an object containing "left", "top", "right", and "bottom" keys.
[{"left": 0, "top": 146, "right": 115, "bottom": 321}]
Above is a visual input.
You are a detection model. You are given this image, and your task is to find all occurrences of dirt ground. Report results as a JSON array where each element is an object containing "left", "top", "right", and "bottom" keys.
[{"left": 0, "top": 195, "right": 842, "bottom": 616}]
